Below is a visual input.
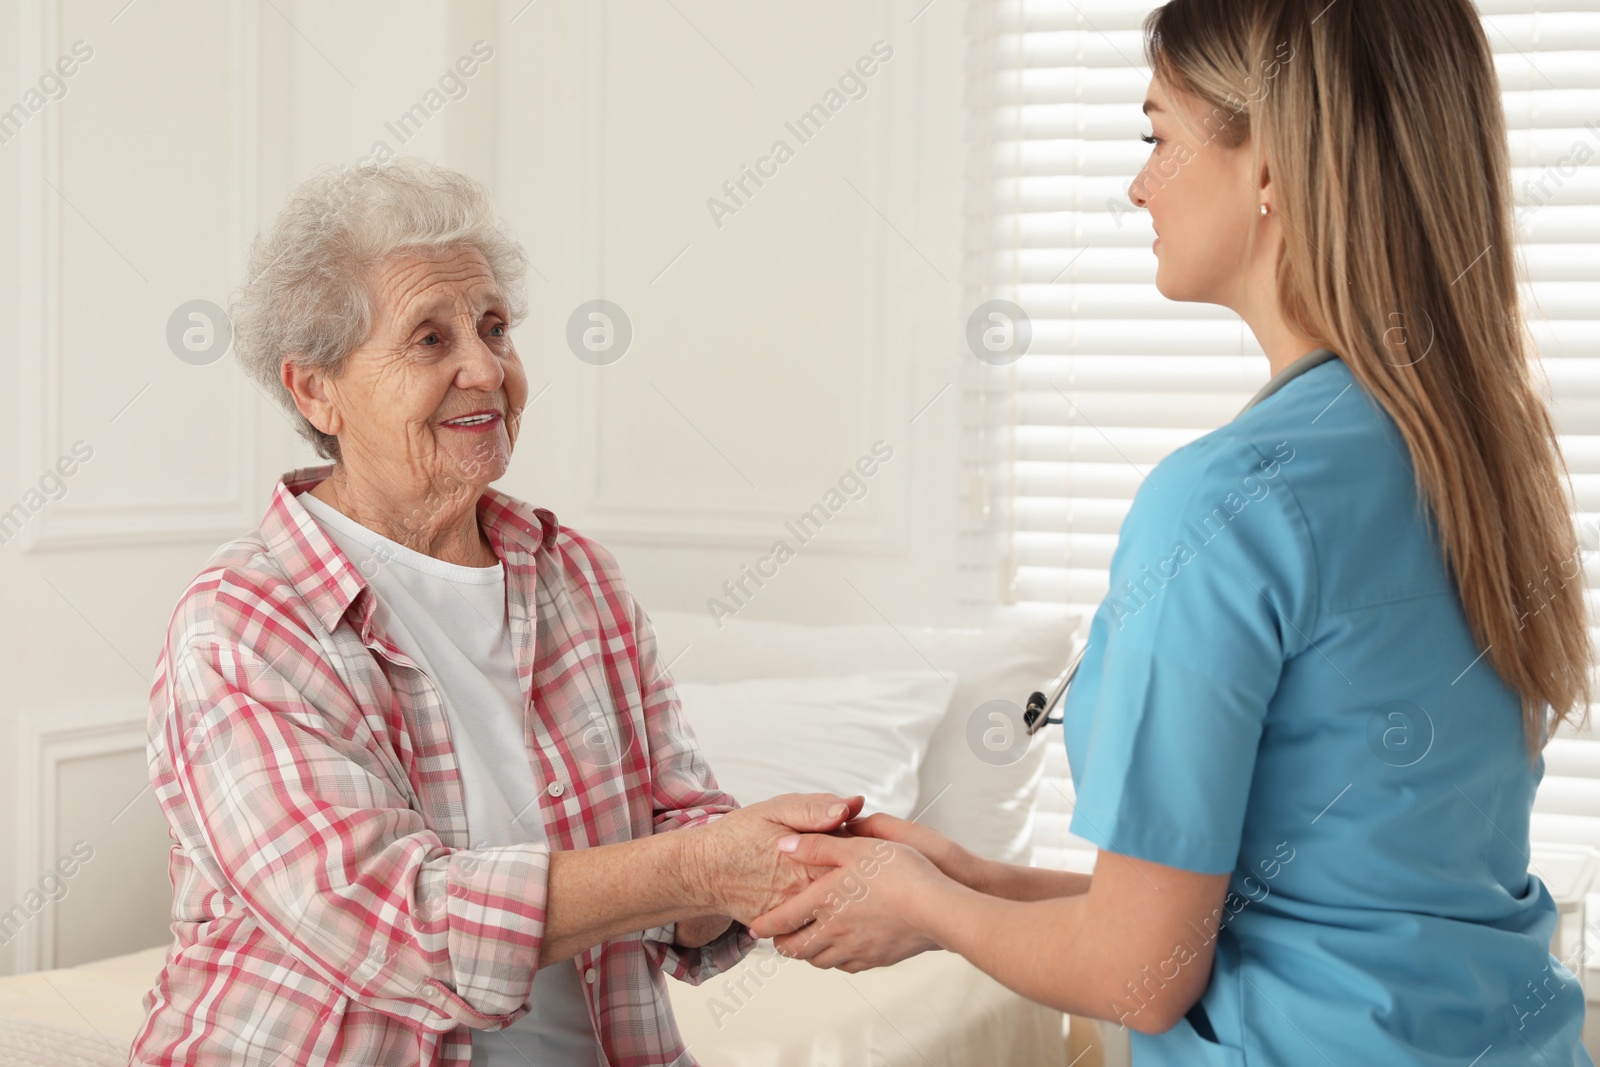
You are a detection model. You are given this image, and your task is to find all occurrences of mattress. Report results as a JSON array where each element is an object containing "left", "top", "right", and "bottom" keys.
[
  {"left": 0, "top": 946, "right": 159, "bottom": 1052},
  {"left": 666, "top": 941, "right": 1066, "bottom": 1066},
  {"left": 0, "top": 942, "right": 1065, "bottom": 1066},
  {"left": 0, "top": 1019, "right": 126, "bottom": 1067}
]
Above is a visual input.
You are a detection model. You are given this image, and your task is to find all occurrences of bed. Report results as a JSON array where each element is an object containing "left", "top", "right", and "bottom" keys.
[
  {"left": 0, "top": 607, "right": 1087, "bottom": 1066},
  {"left": 0, "top": 938, "right": 1070, "bottom": 1067}
]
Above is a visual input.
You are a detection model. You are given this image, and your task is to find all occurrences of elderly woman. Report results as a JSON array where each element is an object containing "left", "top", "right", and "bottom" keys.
[{"left": 129, "top": 158, "right": 861, "bottom": 1067}]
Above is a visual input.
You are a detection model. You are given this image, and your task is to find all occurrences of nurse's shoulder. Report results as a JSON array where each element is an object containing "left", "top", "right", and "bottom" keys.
[
  {"left": 1211, "top": 356, "right": 1454, "bottom": 610},
  {"left": 1105, "top": 397, "right": 1319, "bottom": 650}
]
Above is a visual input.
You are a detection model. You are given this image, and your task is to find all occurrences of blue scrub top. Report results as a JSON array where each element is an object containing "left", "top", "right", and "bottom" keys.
[{"left": 1061, "top": 349, "right": 1591, "bottom": 1066}]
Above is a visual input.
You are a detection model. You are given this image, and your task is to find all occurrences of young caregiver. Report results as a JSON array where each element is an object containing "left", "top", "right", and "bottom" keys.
[{"left": 749, "top": 0, "right": 1595, "bottom": 1062}]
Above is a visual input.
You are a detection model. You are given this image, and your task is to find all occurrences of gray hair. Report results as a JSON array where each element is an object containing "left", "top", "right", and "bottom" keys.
[{"left": 230, "top": 157, "right": 530, "bottom": 462}]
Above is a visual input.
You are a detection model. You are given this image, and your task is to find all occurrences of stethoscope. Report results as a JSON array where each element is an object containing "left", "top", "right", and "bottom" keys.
[{"left": 1022, "top": 642, "right": 1088, "bottom": 737}]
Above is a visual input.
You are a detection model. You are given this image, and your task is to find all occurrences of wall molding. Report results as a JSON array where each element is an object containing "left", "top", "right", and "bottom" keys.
[
  {"left": 9, "top": 702, "right": 146, "bottom": 974},
  {"left": 16, "top": 0, "right": 262, "bottom": 552},
  {"left": 565, "top": 3, "right": 914, "bottom": 558}
]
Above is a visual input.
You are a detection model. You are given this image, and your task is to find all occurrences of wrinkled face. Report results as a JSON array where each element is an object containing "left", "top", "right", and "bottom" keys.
[
  {"left": 322, "top": 245, "right": 526, "bottom": 507},
  {"left": 1129, "top": 75, "right": 1262, "bottom": 309}
]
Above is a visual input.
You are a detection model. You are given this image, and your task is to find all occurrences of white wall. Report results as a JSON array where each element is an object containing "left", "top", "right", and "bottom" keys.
[
  {"left": 0, "top": 0, "right": 972, "bottom": 976},
  {"left": 1, "top": 0, "right": 292, "bottom": 978},
  {"left": 496, "top": 0, "right": 970, "bottom": 627}
]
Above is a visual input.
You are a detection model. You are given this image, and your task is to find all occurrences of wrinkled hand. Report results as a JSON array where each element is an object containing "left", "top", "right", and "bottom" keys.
[
  {"left": 747, "top": 833, "right": 946, "bottom": 973},
  {"left": 673, "top": 914, "right": 733, "bottom": 948},
  {"left": 689, "top": 793, "right": 866, "bottom": 925}
]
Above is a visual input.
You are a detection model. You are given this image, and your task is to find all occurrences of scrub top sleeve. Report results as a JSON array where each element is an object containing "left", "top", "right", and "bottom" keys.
[{"left": 1069, "top": 434, "right": 1317, "bottom": 874}]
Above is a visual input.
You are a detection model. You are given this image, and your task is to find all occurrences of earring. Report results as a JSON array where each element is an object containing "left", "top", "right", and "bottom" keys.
[{"left": 1260, "top": 202, "right": 1271, "bottom": 216}]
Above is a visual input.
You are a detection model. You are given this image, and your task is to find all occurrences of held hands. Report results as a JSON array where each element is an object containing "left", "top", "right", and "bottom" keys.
[
  {"left": 846, "top": 813, "right": 988, "bottom": 890},
  {"left": 743, "top": 811, "right": 982, "bottom": 973},
  {"left": 686, "top": 792, "right": 868, "bottom": 926},
  {"left": 685, "top": 797, "right": 983, "bottom": 972}
]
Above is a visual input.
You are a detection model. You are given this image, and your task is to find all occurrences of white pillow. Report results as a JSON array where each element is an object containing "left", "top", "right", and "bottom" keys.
[
  {"left": 671, "top": 672, "right": 954, "bottom": 820},
  {"left": 647, "top": 608, "right": 1083, "bottom": 863}
]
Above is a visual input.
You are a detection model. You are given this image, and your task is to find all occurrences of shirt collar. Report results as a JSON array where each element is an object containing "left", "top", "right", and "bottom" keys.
[
  {"left": 259, "top": 464, "right": 556, "bottom": 635},
  {"left": 1238, "top": 347, "right": 1341, "bottom": 416}
]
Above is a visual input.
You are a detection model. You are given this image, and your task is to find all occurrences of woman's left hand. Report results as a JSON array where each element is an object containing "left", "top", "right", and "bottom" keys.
[
  {"left": 747, "top": 833, "right": 947, "bottom": 972},
  {"left": 673, "top": 914, "right": 733, "bottom": 948}
]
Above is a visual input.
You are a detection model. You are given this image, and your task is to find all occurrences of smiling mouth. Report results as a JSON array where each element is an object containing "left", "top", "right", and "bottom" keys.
[{"left": 441, "top": 412, "right": 501, "bottom": 428}]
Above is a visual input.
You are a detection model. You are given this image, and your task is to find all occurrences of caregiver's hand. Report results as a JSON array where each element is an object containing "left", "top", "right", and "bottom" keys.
[
  {"left": 747, "top": 832, "right": 948, "bottom": 972},
  {"left": 687, "top": 793, "right": 866, "bottom": 925},
  {"left": 842, "top": 812, "right": 989, "bottom": 891}
]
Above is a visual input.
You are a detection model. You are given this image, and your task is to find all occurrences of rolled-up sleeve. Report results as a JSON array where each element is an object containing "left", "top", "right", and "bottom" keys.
[
  {"left": 164, "top": 631, "right": 549, "bottom": 1032},
  {"left": 645, "top": 915, "right": 758, "bottom": 985}
]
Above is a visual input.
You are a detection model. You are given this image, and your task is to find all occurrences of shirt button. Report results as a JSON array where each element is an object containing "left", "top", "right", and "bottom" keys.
[
  {"left": 424, "top": 986, "right": 440, "bottom": 999},
  {"left": 584, "top": 967, "right": 597, "bottom": 984},
  {"left": 547, "top": 782, "right": 565, "bottom": 797}
]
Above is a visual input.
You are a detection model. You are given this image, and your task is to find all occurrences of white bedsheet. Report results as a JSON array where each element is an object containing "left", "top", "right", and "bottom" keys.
[{"left": 0, "top": 942, "right": 1065, "bottom": 1066}]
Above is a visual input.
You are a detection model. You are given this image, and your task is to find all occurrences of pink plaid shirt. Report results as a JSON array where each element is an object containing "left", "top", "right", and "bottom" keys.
[{"left": 130, "top": 465, "right": 756, "bottom": 1066}]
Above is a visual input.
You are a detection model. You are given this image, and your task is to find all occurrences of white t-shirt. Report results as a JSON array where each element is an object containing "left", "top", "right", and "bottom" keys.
[{"left": 298, "top": 491, "right": 604, "bottom": 1067}]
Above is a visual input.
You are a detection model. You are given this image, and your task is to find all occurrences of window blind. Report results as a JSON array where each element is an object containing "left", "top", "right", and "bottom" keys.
[
  {"left": 963, "top": 0, "right": 1600, "bottom": 721},
  {"left": 957, "top": 1, "right": 1600, "bottom": 878}
]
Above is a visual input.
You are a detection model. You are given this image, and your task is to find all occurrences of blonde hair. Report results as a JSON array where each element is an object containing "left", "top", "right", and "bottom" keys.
[{"left": 1145, "top": 0, "right": 1591, "bottom": 756}]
